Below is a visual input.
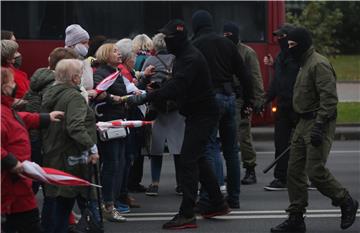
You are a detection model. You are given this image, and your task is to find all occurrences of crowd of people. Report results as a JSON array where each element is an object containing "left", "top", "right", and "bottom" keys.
[{"left": 1, "top": 9, "right": 358, "bottom": 233}]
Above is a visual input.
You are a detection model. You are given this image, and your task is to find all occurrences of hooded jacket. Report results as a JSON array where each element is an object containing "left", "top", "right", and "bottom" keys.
[
  {"left": 41, "top": 83, "right": 97, "bottom": 198},
  {"left": 191, "top": 19, "right": 253, "bottom": 104}
]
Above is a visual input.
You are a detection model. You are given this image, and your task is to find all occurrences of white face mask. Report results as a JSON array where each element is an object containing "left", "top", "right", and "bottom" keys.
[{"left": 74, "top": 43, "right": 88, "bottom": 57}]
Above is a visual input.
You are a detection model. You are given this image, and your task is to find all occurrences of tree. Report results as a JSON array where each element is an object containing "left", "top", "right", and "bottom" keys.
[{"left": 286, "top": 1, "right": 343, "bottom": 56}]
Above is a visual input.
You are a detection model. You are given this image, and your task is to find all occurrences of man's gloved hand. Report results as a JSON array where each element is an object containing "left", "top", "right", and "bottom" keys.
[
  {"left": 310, "top": 122, "right": 324, "bottom": 147},
  {"left": 253, "top": 100, "right": 265, "bottom": 115},
  {"left": 126, "top": 93, "right": 148, "bottom": 106}
]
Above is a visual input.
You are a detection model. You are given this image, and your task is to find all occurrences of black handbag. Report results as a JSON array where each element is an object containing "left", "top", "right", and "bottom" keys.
[{"left": 74, "top": 164, "right": 104, "bottom": 233}]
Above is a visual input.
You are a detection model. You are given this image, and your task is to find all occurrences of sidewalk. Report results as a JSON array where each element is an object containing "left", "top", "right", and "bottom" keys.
[{"left": 252, "top": 125, "right": 360, "bottom": 141}]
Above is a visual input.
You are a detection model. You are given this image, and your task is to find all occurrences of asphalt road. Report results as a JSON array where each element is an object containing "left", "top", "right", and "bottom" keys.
[{"left": 104, "top": 140, "right": 360, "bottom": 233}]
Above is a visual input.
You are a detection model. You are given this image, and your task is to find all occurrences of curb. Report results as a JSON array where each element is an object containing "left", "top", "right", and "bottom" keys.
[{"left": 252, "top": 126, "right": 360, "bottom": 141}]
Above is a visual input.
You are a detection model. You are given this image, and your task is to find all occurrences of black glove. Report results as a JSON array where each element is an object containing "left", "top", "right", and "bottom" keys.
[
  {"left": 253, "top": 100, "right": 265, "bottom": 115},
  {"left": 126, "top": 93, "right": 147, "bottom": 106},
  {"left": 310, "top": 122, "right": 324, "bottom": 147}
]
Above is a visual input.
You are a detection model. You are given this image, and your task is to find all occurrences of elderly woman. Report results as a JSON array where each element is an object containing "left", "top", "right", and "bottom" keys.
[
  {"left": 93, "top": 43, "right": 128, "bottom": 221},
  {"left": 1, "top": 39, "right": 29, "bottom": 99},
  {"left": 142, "top": 33, "right": 185, "bottom": 196},
  {"left": 1, "top": 67, "right": 63, "bottom": 233},
  {"left": 41, "top": 59, "right": 99, "bottom": 233},
  {"left": 132, "top": 34, "right": 154, "bottom": 71}
]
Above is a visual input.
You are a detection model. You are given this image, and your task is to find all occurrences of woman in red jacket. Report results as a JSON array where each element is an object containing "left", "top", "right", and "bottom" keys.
[{"left": 1, "top": 67, "right": 64, "bottom": 233}]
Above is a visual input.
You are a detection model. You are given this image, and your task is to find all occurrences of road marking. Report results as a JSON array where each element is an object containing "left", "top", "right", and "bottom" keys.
[
  {"left": 124, "top": 213, "right": 360, "bottom": 222},
  {"left": 257, "top": 150, "right": 360, "bottom": 154},
  {"left": 122, "top": 209, "right": 360, "bottom": 222}
]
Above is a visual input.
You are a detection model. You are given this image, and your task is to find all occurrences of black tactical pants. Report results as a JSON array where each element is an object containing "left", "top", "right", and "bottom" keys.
[{"left": 179, "top": 113, "right": 224, "bottom": 218}]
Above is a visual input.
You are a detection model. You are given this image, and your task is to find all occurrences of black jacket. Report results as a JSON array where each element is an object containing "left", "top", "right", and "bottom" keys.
[
  {"left": 192, "top": 27, "right": 253, "bottom": 104},
  {"left": 147, "top": 40, "right": 217, "bottom": 117},
  {"left": 266, "top": 51, "right": 300, "bottom": 109},
  {"left": 93, "top": 64, "right": 127, "bottom": 121}
]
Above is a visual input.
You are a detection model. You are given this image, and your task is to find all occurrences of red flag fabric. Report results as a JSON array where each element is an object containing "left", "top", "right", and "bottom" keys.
[{"left": 21, "top": 161, "right": 101, "bottom": 188}]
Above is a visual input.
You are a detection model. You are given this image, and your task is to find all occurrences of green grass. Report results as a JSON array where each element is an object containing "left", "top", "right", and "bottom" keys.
[
  {"left": 329, "top": 55, "right": 360, "bottom": 81},
  {"left": 337, "top": 102, "right": 360, "bottom": 124}
]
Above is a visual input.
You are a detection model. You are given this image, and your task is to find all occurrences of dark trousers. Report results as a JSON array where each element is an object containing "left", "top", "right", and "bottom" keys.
[
  {"left": 179, "top": 113, "right": 224, "bottom": 218},
  {"left": 4, "top": 208, "right": 42, "bottom": 233},
  {"left": 274, "top": 107, "right": 298, "bottom": 182}
]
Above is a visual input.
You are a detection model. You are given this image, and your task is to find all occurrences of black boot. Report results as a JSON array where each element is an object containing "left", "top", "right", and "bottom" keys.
[
  {"left": 271, "top": 213, "right": 306, "bottom": 233},
  {"left": 241, "top": 167, "right": 257, "bottom": 185},
  {"left": 340, "top": 194, "right": 359, "bottom": 229}
]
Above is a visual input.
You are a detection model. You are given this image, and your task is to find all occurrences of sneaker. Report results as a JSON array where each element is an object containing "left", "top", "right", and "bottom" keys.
[
  {"left": 220, "top": 185, "right": 227, "bottom": 195},
  {"left": 226, "top": 199, "right": 240, "bottom": 209},
  {"left": 128, "top": 184, "right": 146, "bottom": 193},
  {"left": 201, "top": 203, "right": 231, "bottom": 218},
  {"left": 264, "top": 179, "right": 287, "bottom": 191},
  {"left": 103, "top": 206, "right": 126, "bottom": 222},
  {"left": 175, "top": 186, "right": 183, "bottom": 196},
  {"left": 145, "top": 184, "right": 159, "bottom": 196},
  {"left": 119, "top": 195, "right": 141, "bottom": 208},
  {"left": 307, "top": 183, "right": 317, "bottom": 191},
  {"left": 115, "top": 202, "right": 130, "bottom": 214},
  {"left": 241, "top": 167, "right": 257, "bottom": 185},
  {"left": 162, "top": 214, "right": 197, "bottom": 229}
]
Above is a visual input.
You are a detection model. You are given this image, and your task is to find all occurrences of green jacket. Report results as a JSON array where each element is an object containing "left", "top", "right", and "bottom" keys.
[
  {"left": 41, "top": 83, "right": 97, "bottom": 198},
  {"left": 234, "top": 43, "right": 265, "bottom": 105},
  {"left": 23, "top": 68, "right": 55, "bottom": 138},
  {"left": 293, "top": 47, "right": 338, "bottom": 123}
]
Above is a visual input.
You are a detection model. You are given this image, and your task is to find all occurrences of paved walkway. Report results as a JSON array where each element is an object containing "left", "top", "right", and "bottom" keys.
[{"left": 337, "top": 82, "right": 360, "bottom": 102}]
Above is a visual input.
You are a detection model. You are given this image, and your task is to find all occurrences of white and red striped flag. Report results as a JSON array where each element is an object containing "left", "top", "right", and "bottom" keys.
[
  {"left": 21, "top": 161, "right": 101, "bottom": 188},
  {"left": 96, "top": 120, "right": 153, "bottom": 131},
  {"left": 95, "top": 71, "right": 120, "bottom": 94}
]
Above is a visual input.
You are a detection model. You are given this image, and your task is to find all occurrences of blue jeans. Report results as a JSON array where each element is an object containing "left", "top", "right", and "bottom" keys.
[
  {"left": 199, "top": 93, "right": 240, "bottom": 205},
  {"left": 99, "top": 138, "right": 126, "bottom": 204}
]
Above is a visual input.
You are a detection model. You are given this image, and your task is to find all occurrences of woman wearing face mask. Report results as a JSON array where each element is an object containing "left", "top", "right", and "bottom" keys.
[
  {"left": 1, "top": 39, "right": 29, "bottom": 102},
  {"left": 64, "top": 24, "right": 97, "bottom": 102},
  {"left": 1, "top": 67, "right": 64, "bottom": 233}
]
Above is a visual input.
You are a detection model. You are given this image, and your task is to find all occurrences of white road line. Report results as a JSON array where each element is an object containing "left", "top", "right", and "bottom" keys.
[
  {"left": 123, "top": 209, "right": 359, "bottom": 217},
  {"left": 124, "top": 213, "right": 360, "bottom": 222},
  {"left": 257, "top": 150, "right": 360, "bottom": 154}
]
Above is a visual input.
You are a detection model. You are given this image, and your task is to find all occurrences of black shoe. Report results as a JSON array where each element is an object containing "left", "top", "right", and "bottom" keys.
[
  {"left": 162, "top": 214, "right": 197, "bottom": 230},
  {"left": 145, "top": 184, "right": 159, "bottom": 196},
  {"left": 226, "top": 198, "right": 240, "bottom": 209},
  {"left": 271, "top": 213, "right": 306, "bottom": 233},
  {"left": 264, "top": 179, "right": 287, "bottom": 191},
  {"left": 241, "top": 167, "right": 257, "bottom": 185},
  {"left": 128, "top": 184, "right": 146, "bottom": 193},
  {"left": 340, "top": 194, "right": 359, "bottom": 229},
  {"left": 200, "top": 203, "right": 231, "bottom": 218},
  {"left": 175, "top": 186, "right": 183, "bottom": 196}
]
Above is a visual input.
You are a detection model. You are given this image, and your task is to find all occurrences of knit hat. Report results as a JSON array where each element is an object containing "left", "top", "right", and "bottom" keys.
[
  {"left": 65, "top": 24, "right": 90, "bottom": 47},
  {"left": 191, "top": 10, "right": 213, "bottom": 34},
  {"left": 223, "top": 21, "right": 240, "bottom": 44}
]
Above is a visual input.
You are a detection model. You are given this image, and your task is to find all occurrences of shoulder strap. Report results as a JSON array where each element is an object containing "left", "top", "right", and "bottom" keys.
[{"left": 12, "top": 110, "right": 26, "bottom": 127}]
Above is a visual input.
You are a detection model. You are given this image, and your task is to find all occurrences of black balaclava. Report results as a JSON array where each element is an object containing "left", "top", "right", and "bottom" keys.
[
  {"left": 160, "top": 19, "right": 188, "bottom": 56},
  {"left": 223, "top": 21, "right": 240, "bottom": 45},
  {"left": 273, "top": 23, "right": 296, "bottom": 52},
  {"left": 287, "top": 27, "right": 313, "bottom": 61},
  {"left": 191, "top": 10, "right": 213, "bottom": 34}
]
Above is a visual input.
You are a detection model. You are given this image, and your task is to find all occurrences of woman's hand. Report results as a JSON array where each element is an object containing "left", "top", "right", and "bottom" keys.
[
  {"left": 143, "top": 65, "right": 156, "bottom": 77},
  {"left": 88, "top": 153, "right": 99, "bottom": 164},
  {"left": 10, "top": 161, "right": 24, "bottom": 174},
  {"left": 49, "top": 111, "right": 64, "bottom": 122}
]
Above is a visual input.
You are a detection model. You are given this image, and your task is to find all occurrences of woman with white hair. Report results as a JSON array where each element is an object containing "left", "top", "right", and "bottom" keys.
[
  {"left": 41, "top": 59, "right": 99, "bottom": 233},
  {"left": 142, "top": 33, "right": 185, "bottom": 196}
]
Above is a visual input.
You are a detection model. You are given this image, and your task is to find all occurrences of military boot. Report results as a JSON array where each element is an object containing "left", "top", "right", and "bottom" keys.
[
  {"left": 340, "top": 194, "right": 359, "bottom": 229},
  {"left": 271, "top": 213, "right": 306, "bottom": 233},
  {"left": 241, "top": 167, "right": 257, "bottom": 185}
]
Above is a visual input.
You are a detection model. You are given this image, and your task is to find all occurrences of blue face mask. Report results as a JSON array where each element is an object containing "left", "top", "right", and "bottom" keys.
[{"left": 74, "top": 43, "right": 88, "bottom": 57}]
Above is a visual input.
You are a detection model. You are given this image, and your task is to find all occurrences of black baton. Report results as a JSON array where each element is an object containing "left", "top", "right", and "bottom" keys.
[{"left": 263, "top": 145, "right": 291, "bottom": 174}]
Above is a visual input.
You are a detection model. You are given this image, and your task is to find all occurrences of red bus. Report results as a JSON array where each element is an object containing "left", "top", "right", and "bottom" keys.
[{"left": 2, "top": 1, "right": 284, "bottom": 125}]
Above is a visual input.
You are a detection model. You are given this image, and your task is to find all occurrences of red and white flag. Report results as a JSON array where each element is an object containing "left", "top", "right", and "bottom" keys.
[
  {"left": 95, "top": 71, "right": 120, "bottom": 94},
  {"left": 21, "top": 161, "right": 101, "bottom": 188},
  {"left": 96, "top": 120, "right": 153, "bottom": 131}
]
